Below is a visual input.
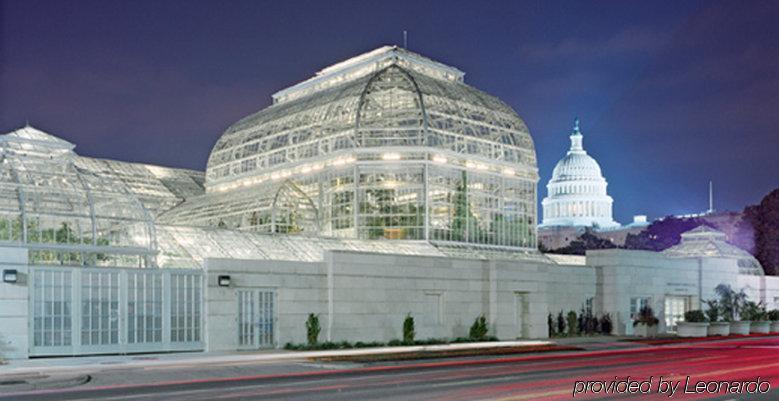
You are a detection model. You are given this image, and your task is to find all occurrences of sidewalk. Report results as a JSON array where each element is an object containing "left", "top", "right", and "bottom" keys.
[{"left": 0, "top": 340, "right": 552, "bottom": 378}]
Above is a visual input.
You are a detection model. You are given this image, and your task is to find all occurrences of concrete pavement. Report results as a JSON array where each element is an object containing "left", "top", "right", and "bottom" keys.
[{"left": 0, "top": 335, "right": 777, "bottom": 400}]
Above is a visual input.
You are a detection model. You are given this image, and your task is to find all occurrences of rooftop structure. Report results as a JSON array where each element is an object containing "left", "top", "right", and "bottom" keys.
[
  {"left": 663, "top": 225, "right": 764, "bottom": 275},
  {"left": 162, "top": 46, "right": 539, "bottom": 249}
]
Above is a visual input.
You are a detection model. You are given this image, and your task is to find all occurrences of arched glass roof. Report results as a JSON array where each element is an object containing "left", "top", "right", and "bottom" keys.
[
  {"left": 0, "top": 126, "right": 156, "bottom": 267},
  {"left": 205, "top": 46, "right": 537, "bottom": 190}
]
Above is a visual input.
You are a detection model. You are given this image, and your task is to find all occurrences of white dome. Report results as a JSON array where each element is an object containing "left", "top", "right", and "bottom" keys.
[
  {"left": 540, "top": 119, "right": 619, "bottom": 229},
  {"left": 551, "top": 152, "right": 603, "bottom": 181}
]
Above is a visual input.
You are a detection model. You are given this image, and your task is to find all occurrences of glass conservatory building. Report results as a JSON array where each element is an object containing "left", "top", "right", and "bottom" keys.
[
  {"left": 160, "top": 46, "right": 539, "bottom": 249},
  {"left": 2, "top": 46, "right": 777, "bottom": 360}
]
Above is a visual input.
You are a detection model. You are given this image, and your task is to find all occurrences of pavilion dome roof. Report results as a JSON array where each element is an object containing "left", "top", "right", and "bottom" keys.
[{"left": 663, "top": 225, "right": 764, "bottom": 275}]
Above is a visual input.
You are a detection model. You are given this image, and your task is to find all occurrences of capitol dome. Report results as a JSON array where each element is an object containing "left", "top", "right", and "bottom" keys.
[
  {"left": 540, "top": 119, "right": 619, "bottom": 229},
  {"left": 161, "top": 46, "right": 539, "bottom": 249}
]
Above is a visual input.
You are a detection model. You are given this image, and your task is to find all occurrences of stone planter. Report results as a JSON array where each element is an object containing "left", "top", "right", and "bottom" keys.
[
  {"left": 707, "top": 322, "right": 730, "bottom": 336},
  {"left": 771, "top": 322, "right": 779, "bottom": 333},
  {"left": 750, "top": 321, "right": 770, "bottom": 334},
  {"left": 729, "top": 321, "right": 751, "bottom": 335},
  {"left": 634, "top": 323, "right": 658, "bottom": 337},
  {"left": 677, "top": 322, "right": 709, "bottom": 337}
]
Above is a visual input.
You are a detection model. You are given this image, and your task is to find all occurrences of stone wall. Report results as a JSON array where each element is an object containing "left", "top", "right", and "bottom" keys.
[
  {"left": 0, "top": 247, "right": 29, "bottom": 360},
  {"left": 203, "top": 251, "right": 552, "bottom": 351}
]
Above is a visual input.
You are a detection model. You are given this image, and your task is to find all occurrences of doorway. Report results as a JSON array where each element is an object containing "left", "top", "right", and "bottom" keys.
[
  {"left": 237, "top": 289, "right": 276, "bottom": 349},
  {"left": 664, "top": 296, "right": 690, "bottom": 332}
]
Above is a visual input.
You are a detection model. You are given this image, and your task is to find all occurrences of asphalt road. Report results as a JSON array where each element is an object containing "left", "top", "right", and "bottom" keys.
[{"left": 2, "top": 337, "right": 778, "bottom": 401}]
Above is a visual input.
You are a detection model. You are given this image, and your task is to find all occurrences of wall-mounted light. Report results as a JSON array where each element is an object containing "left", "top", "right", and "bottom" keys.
[
  {"left": 217, "top": 275, "right": 231, "bottom": 287},
  {"left": 3, "top": 269, "right": 18, "bottom": 284}
]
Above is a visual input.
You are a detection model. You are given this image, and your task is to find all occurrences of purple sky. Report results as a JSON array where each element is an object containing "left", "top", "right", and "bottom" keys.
[{"left": 1, "top": 0, "right": 777, "bottom": 223}]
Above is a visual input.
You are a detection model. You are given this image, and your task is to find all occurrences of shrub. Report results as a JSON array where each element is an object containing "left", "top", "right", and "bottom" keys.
[
  {"left": 388, "top": 339, "right": 403, "bottom": 346},
  {"left": 579, "top": 307, "right": 598, "bottom": 335},
  {"left": 599, "top": 314, "right": 613, "bottom": 335},
  {"left": 547, "top": 313, "right": 555, "bottom": 337},
  {"left": 768, "top": 310, "right": 779, "bottom": 322},
  {"left": 704, "top": 299, "right": 721, "bottom": 322},
  {"left": 684, "top": 310, "right": 706, "bottom": 323},
  {"left": 305, "top": 313, "right": 321, "bottom": 346},
  {"left": 469, "top": 315, "right": 489, "bottom": 341},
  {"left": 402, "top": 314, "right": 415, "bottom": 343},
  {"left": 714, "top": 284, "right": 748, "bottom": 321},
  {"left": 633, "top": 306, "right": 659, "bottom": 327},
  {"left": 741, "top": 301, "right": 766, "bottom": 321},
  {"left": 566, "top": 311, "right": 578, "bottom": 336},
  {"left": 556, "top": 311, "right": 566, "bottom": 335}
]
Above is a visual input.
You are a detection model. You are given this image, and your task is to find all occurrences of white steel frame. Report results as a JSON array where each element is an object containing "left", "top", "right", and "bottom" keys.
[{"left": 29, "top": 265, "right": 203, "bottom": 357}]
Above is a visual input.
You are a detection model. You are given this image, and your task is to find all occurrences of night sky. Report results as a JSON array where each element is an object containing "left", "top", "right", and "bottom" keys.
[{"left": 1, "top": 0, "right": 777, "bottom": 224}]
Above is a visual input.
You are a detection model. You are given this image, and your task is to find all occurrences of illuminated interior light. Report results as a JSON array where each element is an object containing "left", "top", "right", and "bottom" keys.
[
  {"left": 382, "top": 152, "right": 401, "bottom": 161},
  {"left": 432, "top": 155, "right": 448, "bottom": 164},
  {"left": 465, "top": 161, "right": 477, "bottom": 169},
  {"left": 502, "top": 167, "right": 516, "bottom": 176}
]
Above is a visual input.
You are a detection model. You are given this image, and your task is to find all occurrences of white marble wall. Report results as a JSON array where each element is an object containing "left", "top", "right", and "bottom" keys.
[{"left": 0, "top": 247, "right": 29, "bottom": 359}]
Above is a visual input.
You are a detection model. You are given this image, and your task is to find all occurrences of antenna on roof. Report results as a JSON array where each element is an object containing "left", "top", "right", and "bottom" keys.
[
  {"left": 403, "top": 30, "right": 408, "bottom": 49},
  {"left": 708, "top": 180, "right": 714, "bottom": 214}
]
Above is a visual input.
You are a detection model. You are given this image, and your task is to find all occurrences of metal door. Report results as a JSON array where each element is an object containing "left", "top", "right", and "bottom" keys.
[
  {"left": 237, "top": 289, "right": 276, "bottom": 349},
  {"left": 31, "top": 269, "right": 73, "bottom": 354},
  {"left": 80, "top": 270, "right": 120, "bottom": 353},
  {"left": 29, "top": 266, "right": 203, "bottom": 356}
]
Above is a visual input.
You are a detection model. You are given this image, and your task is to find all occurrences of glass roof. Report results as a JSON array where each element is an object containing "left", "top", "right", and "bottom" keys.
[
  {"left": 0, "top": 125, "right": 205, "bottom": 267},
  {"left": 205, "top": 46, "right": 537, "bottom": 190},
  {"left": 663, "top": 226, "right": 764, "bottom": 275},
  {"left": 156, "top": 224, "right": 554, "bottom": 268}
]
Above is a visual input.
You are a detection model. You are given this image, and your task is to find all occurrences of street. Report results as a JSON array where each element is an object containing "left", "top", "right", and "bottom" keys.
[{"left": 2, "top": 336, "right": 778, "bottom": 401}]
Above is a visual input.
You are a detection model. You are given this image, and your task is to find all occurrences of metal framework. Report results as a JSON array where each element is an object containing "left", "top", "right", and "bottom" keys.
[
  {"left": 29, "top": 265, "right": 203, "bottom": 356},
  {"left": 0, "top": 126, "right": 154, "bottom": 267},
  {"left": 161, "top": 46, "right": 540, "bottom": 249}
]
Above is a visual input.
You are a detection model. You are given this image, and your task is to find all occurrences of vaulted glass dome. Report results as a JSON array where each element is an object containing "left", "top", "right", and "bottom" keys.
[
  {"left": 163, "top": 46, "right": 539, "bottom": 249},
  {"left": 205, "top": 47, "right": 536, "bottom": 189},
  {"left": 0, "top": 126, "right": 156, "bottom": 267}
]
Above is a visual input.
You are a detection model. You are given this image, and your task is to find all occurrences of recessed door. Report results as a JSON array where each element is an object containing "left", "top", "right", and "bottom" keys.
[
  {"left": 237, "top": 289, "right": 276, "bottom": 349},
  {"left": 664, "top": 296, "right": 689, "bottom": 332}
]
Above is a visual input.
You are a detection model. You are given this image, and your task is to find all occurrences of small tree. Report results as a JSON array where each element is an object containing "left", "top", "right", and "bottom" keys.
[
  {"left": 767, "top": 310, "right": 779, "bottom": 321},
  {"left": 741, "top": 301, "right": 766, "bottom": 321},
  {"left": 566, "top": 311, "right": 578, "bottom": 336},
  {"left": 469, "top": 315, "right": 489, "bottom": 341},
  {"left": 704, "top": 299, "right": 721, "bottom": 322},
  {"left": 547, "top": 313, "right": 555, "bottom": 337},
  {"left": 402, "top": 313, "right": 415, "bottom": 343},
  {"left": 556, "top": 311, "right": 566, "bottom": 335},
  {"left": 599, "top": 314, "right": 613, "bottom": 335},
  {"left": 305, "top": 313, "right": 321, "bottom": 346},
  {"left": 715, "top": 284, "right": 748, "bottom": 321}
]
